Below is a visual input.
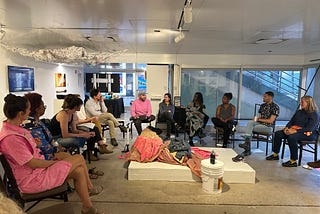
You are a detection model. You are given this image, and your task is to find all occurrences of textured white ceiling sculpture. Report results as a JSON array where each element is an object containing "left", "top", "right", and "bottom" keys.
[{"left": 1, "top": 44, "right": 128, "bottom": 64}]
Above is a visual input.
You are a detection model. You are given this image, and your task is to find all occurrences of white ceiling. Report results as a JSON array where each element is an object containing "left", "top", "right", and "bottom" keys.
[{"left": 1, "top": 0, "right": 320, "bottom": 56}]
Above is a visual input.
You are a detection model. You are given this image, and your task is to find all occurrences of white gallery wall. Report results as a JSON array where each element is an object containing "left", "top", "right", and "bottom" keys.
[{"left": 0, "top": 48, "right": 84, "bottom": 120}]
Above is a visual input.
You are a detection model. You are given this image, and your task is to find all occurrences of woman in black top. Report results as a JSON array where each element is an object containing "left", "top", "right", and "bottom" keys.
[{"left": 158, "top": 93, "right": 180, "bottom": 139}]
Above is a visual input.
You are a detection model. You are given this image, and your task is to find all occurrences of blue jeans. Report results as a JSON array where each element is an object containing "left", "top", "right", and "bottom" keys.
[
  {"left": 273, "top": 130, "right": 316, "bottom": 160},
  {"left": 55, "top": 136, "right": 86, "bottom": 148}
]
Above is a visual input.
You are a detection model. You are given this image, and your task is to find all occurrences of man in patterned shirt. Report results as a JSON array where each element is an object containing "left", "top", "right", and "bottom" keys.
[{"left": 239, "top": 91, "right": 280, "bottom": 156}]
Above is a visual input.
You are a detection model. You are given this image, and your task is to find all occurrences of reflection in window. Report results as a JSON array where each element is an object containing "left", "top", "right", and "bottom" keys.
[
  {"left": 181, "top": 68, "right": 302, "bottom": 121},
  {"left": 181, "top": 69, "right": 240, "bottom": 118}
]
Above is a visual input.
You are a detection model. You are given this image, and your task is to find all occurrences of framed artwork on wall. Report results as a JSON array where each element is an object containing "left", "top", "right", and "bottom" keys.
[{"left": 55, "top": 73, "right": 66, "bottom": 87}]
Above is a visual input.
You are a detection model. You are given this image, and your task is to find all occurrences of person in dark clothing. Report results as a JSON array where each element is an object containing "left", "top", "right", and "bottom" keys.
[
  {"left": 158, "top": 93, "right": 181, "bottom": 139},
  {"left": 266, "top": 95, "right": 319, "bottom": 167},
  {"left": 186, "top": 92, "right": 209, "bottom": 146},
  {"left": 212, "top": 93, "right": 237, "bottom": 148}
]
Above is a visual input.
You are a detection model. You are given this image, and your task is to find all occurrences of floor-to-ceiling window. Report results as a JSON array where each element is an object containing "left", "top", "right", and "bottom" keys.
[
  {"left": 181, "top": 69, "right": 240, "bottom": 118},
  {"left": 181, "top": 67, "right": 303, "bottom": 121},
  {"left": 241, "top": 69, "right": 301, "bottom": 120}
]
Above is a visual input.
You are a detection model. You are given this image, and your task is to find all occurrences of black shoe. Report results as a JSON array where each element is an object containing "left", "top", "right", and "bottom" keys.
[
  {"left": 307, "top": 160, "right": 320, "bottom": 168},
  {"left": 111, "top": 138, "right": 118, "bottom": 146},
  {"left": 119, "top": 125, "right": 128, "bottom": 132},
  {"left": 266, "top": 154, "right": 279, "bottom": 161},
  {"left": 232, "top": 154, "right": 244, "bottom": 162},
  {"left": 241, "top": 150, "right": 251, "bottom": 156},
  {"left": 282, "top": 160, "right": 297, "bottom": 167}
]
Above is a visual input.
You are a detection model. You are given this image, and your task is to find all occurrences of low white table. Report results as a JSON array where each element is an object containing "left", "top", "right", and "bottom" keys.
[{"left": 128, "top": 147, "right": 256, "bottom": 184}]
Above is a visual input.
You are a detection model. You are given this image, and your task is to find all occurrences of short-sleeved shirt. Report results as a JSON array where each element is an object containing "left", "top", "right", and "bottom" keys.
[
  {"left": 0, "top": 121, "right": 71, "bottom": 194},
  {"left": 259, "top": 102, "right": 280, "bottom": 126},
  {"left": 23, "top": 117, "right": 54, "bottom": 160}
]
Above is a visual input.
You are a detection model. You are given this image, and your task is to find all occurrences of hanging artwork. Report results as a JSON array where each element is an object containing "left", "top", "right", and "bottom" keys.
[{"left": 55, "top": 73, "right": 66, "bottom": 87}]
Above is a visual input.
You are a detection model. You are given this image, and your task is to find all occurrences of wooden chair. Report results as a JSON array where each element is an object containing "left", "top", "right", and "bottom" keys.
[
  {"left": 0, "top": 153, "right": 68, "bottom": 212},
  {"left": 281, "top": 125, "right": 320, "bottom": 166}
]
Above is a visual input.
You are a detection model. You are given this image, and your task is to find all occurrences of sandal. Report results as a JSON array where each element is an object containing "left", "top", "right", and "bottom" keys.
[
  {"left": 89, "top": 185, "right": 103, "bottom": 196},
  {"left": 89, "top": 173, "right": 98, "bottom": 179},
  {"left": 89, "top": 167, "right": 104, "bottom": 176},
  {"left": 81, "top": 206, "right": 105, "bottom": 214}
]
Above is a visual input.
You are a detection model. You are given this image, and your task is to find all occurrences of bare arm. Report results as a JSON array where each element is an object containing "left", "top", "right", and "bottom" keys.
[
  {"left": 26, "top": 157, "right": 58, "bottom": 169},
  {"left": 57, "top": 111, "right": 92, "bottom": 138},
  {"left": 258, "top": 114, "right": 277, "bottom": 124}
]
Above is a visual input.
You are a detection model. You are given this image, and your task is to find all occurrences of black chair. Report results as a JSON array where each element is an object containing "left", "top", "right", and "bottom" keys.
[
  {"left": 129, "top": 118, "right": 152, "bottom": 137},
  {"left": 252, "top": 126, "right": 275, "bottom": 156},
  {"left": 155, "top": 112, "right": 168, "bottom": 134},
  {"left": 101, "top": 120, "right": 125, "bottom": 138},
  {"left": 281, "top": 125, "right": 320, "bottom": 166},
  {"left": 0, "top": 153, "right": 68, "bottom": 212},
  {"left": 214, "top": 120, "right": 238, "bottom": 148},
  {"left": 173, "top": 106, "right": 188, "bottom": 139}
]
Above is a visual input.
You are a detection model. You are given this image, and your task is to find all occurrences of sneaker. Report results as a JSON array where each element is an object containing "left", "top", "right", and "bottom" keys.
[
  {"left": 232, "top": 154, "right": 244, "bottom": 162},
  {"left": 111, "top": 138, "right": 118, "bottom": 146},
  {"left": 282, "top": 160, "right": 297, "bottom": 167},
  {"left": 266, "top": 154, "right": 279, "bottom": 161},
  {"left": 302, "top": 164, "right": 313, "bottom": 170},
  {"left": 99, "top": 145, "right": 113, "bottom": 154},
  {"left": 119, "top": 125, "right": 128, "bottom": 132}
]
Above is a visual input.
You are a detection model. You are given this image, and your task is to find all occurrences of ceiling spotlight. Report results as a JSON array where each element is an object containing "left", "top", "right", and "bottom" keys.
[
  {"left": 174, "top": 31, "right": 185, "bottom": 43},
  {"left": 184, "top": 0, "right": 192, "bottom": 23}
]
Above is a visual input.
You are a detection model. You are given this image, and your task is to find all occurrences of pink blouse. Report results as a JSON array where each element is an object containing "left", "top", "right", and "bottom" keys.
[{"left": 0, "top": 121, "right": 71, "bottom": 193}]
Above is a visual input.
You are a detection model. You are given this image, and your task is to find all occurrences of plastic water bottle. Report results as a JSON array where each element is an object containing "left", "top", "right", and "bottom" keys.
[{"left": 210, "top": 150, "right": 215, "bottom": 164}]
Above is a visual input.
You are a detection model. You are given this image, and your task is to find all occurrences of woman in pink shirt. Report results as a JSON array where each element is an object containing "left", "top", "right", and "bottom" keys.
[{"left": 0, "top": 94, "right": 104, "bottom": 214}]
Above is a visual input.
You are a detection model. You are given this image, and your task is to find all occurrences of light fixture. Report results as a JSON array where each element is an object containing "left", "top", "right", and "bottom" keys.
[
  {"left": 174, "top": 28, "right": 185, "bottom": 43},
  {"left": 255, "top": 38, "right": 287, "bottom": 44},
  {"left": 184, "top": 0, "right": 192, "bottom": 23}
]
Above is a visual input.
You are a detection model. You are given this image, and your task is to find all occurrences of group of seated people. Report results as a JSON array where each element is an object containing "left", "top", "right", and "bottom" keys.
[
  {"left": 0, "top": 93, "right": 105, "bottom": 214},
  {"left": 0, "top": 89, "right": 319, "bottom": 213},
  {"left": 132, "top": 90, "right": 319, "bottom": 169}
]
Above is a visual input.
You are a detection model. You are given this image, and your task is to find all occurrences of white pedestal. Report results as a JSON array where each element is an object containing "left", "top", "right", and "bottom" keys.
[{"left": 128, "top": 147, "right": 256, "bottom": 184}]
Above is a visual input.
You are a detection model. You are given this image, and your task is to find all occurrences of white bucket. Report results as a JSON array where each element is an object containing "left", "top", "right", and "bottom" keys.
[{"left": 201, "top": 159, "right": 224, "bottom": 194}]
